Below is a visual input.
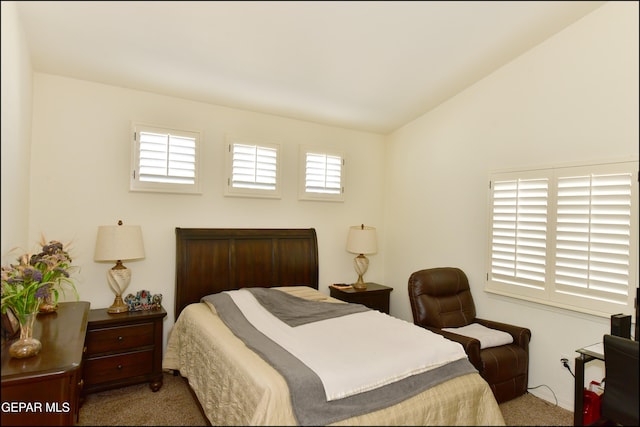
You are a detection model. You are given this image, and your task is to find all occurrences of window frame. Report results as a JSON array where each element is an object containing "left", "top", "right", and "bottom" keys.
[
  {"left": 485, "top": 159, "right": 638, "bottom": 318},
  {"left": 130, "top": 122, "right": 202, "bottom": 194},
  {"left": 224, "top": 135, "right": 281, "bottom": 199},
  {"left": 298, "top": 145, "right": 345, "bottom": 202}
]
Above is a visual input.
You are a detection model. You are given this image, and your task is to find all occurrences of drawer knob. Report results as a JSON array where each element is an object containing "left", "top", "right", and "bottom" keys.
[
  {"left": 117, "top": 336, "right": 124, "bottom": 342},
  {"left": 117, "top": 364, "right": 123, "bottom": 370}
]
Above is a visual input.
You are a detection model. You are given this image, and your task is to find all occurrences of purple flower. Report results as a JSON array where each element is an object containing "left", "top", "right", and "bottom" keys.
[
  {"left": 23, "top": 267, "right": 43, "bottom": 283},
  {"left": 35, "top": 285, "right": 49, "bottom": 299}
]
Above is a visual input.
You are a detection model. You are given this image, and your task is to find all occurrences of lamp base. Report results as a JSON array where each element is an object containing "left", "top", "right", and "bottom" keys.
[
  {"left": 106, "top": 263, "right": 131, "bottom": 314},
  {"left": 107, "top": 294, "right": 129, "bottom": 314},
  {"left": 353, "top": 275, "right": 368, "bottom": 290},
  {"left": 352, "top": 254, "right": 369, "bottom": 290}
]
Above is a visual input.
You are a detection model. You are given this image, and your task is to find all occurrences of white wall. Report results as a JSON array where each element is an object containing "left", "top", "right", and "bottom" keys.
[
  {"left": 384, "top": 2, "right": 638, "bottom": 410},
  {"left": 1, "top": 1, "right": 33, "bottom": 259},
  {"left": 26, "top": 73, "right": 386, "bottom": 355}
]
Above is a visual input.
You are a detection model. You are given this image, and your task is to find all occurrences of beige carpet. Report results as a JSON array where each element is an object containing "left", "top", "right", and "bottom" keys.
[
  {"left": 500, "top": 392, "right": 573, "bottom": 426},
  {"left": 78, "top": 373, "right": 208, "bottom": 426},
  {"left": 78, "top": 372, "right": 573, "bottom": 426}
]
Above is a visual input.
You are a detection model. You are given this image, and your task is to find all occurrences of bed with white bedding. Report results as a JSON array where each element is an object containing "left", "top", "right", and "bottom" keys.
[{"left": 162, "top": 228, "right": 505, "bottom": 426}]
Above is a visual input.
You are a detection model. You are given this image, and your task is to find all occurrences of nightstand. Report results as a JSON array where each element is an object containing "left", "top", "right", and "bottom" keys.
[
  {"left": 329, "top": 283, "right": 393, "bottom": 314},
  {"left": 83, "top": 307, "right": 166, "bottom": 395}
]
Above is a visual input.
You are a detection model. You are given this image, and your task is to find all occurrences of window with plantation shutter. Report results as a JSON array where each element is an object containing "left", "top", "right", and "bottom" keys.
[
  {"left": 486, "top": 161, "right": 638, "bottom": 317},
  {"left": 490, "top": 176, "right": 549, "bottom": 291},
  {"left": 130, "top": 123, "right": 201, "bottom": 194},
  {"left": 225, "top": 137, "right": 280, "bottom": 198},
  {"left": 298, "top": 146, "right": 344, "bottom": 202}
]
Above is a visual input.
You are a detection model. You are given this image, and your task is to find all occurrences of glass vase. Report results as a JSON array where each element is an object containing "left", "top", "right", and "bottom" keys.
[
  {"left": 9, "top": 311, "right": 42, "bottom": 358},
  {"left": 39, "top": 287, "right": 58, "bottom": 314}
]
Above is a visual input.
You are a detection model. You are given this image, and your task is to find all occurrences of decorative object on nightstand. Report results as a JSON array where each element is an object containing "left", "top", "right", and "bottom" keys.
[
  {"left": 94, "top": 220, "right": 145, "bottom": 314},
  {"left": 346, "top": 224, "right": 377, "bottom": 290},
  {"left": 124, "top": 289, "right": 162, "bottom": 311}
]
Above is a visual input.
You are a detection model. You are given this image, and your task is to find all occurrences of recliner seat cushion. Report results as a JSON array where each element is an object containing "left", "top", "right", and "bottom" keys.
[{"left": 443, "top": 323, "right": 514, "bottom": 349}]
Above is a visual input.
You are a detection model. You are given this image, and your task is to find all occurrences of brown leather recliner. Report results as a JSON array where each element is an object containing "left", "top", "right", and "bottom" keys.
[{"left": 408, "top": 267, "right": 531, "bottom": 403}]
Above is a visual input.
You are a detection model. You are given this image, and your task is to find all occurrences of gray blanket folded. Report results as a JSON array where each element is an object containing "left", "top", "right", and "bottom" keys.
[
  {"left": 247, "top": 287, "right": 370, "bottom": 326},
  {"left": 203, "top": 289, "right": 477, "bottom": 426}
]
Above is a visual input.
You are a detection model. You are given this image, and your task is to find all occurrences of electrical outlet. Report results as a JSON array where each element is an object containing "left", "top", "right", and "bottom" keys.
[{"left": 560, "top": 354, "right": 571, "bottom": 370}]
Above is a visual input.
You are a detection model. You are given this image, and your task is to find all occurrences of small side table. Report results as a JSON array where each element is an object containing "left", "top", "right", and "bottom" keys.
[
  {"left": 83, "top": 307, "right": 167, "bottom": 395},
  {"left": 574, "top": 342, "right": 604, "bottom": 426},
  {"left": 329, "top": 283, "right": 392, "bottom": 314}
]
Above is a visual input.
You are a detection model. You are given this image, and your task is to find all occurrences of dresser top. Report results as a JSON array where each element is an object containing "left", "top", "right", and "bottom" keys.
[{"left": 1, "top": 301, "right": 90, "bottom": 382}]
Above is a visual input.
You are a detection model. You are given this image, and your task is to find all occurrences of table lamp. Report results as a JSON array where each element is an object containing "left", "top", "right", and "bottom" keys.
[
  {"left": 346, "top": 224, "right": 377, "bottom": 290},
  {"left": 94, "top": 220, "right": 145, "bottom": 313}
]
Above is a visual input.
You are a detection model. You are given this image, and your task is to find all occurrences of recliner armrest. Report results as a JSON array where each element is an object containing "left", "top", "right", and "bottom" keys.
[
  {"left": 475, "top": 318, "right": 531, "bottom": 351},
  {"left": 423, "top": 326, "right": 482, "bottom": 371}
]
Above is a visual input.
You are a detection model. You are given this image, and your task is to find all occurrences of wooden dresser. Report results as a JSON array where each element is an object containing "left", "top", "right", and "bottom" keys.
[
  {"left": 83, "top": 307, "right": 166, "bottom": 395},
  {"left": 1, "top": 301, "right": 90, "bottom": 426}
]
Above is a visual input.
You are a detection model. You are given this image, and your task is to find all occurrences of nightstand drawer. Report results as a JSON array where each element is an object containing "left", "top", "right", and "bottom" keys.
[
  {"left": 86, "top": 322, "right": 154, "bottom": 355},
  {"left": 84, "top": 349, "right": 154, "bottom": 386},
  {"left": 329, "top": 283, "right": 392, "bottom": 314},
  {"left": 352, "top": 293, "right": 388, "bottom": 313}
]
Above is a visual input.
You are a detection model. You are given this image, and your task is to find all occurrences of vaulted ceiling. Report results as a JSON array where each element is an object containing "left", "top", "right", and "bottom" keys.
[{"left": 15, "top": 1, "right": 605, "bottom": 134}]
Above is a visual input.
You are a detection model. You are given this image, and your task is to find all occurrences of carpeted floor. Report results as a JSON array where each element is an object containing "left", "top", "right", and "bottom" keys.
[
  {"left": 500, "top": 391, "right": 573, "bottom": 426},
  {"left": 78, "top": 372, "right": 573, "bottom": 426},
  {"left": 78, "top": 373, "right": 208, "bottom": 426}
]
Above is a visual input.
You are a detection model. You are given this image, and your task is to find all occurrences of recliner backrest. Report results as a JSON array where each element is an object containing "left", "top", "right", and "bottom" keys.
[
  {"left": 408, "top": 267, "right": 476, "bottom": 329},
  {"left": 602, "top": 334, "right": 639, "bottom": 426}
]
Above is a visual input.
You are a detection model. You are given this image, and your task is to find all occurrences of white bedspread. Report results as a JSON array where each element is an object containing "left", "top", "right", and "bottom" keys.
[{"left": 228, "top": 288, "right": 468, "bottom": 401}]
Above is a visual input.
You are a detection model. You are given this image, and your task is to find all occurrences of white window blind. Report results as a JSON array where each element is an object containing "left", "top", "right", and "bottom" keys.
[
  {"left": 130, "top": 123, "right": 201, "bottom": 194},
  {"left": 490, "top": 177, "right": 548, "bottom": 291},
  {"left": 225, "top": 138, "right": 280, "bottom": 198},
  {"left": 554, "top": 170, "right": 634, "bottom": 306},
  {"left": 298, "top": 146, "right": 344, "bottom": 202},
  {"left": 486, "top": 161, "right": 638, "bottom": 317}
]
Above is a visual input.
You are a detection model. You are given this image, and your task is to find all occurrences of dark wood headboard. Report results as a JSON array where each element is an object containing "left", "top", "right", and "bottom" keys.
[{"left": 174, "top": 228, "right": 319, "bottom": 320}]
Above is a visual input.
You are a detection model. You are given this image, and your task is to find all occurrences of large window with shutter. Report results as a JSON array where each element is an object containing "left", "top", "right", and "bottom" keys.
[
  {"left": 130, "top": 123, "right": 201, "bottom": 194},
  {"left": 225, "top": 136, "right": 281, "bottom": 198},
  {"left": 486, "top": 160, "right": 638, "bottom": 317},
  {"left": 298, "top": 146, "right": 344, "bottom": 202}
]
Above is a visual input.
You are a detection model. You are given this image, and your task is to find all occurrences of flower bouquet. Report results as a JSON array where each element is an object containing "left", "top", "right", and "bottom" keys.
[{"left": 1, "top": 238, "right": 78, "bottom": 357}]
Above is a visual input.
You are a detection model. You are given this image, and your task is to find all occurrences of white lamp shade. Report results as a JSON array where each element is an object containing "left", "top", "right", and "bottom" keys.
[
  {"left": 346, "top": 225, "right": 377, "bottom": 255},
  {"left": 94, "top": 224, "right": 145, "bottom": 261}
]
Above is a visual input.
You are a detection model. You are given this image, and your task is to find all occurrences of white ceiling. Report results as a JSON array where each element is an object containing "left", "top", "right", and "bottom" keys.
[{"left": 15, "top": 1, "right": 605, "bottom": 134}]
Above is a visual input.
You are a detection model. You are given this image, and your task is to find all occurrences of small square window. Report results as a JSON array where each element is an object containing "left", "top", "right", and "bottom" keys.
[
  {"left": 298, "top": 146, "right": 344, "bottom": 202},
  {"left": 130, "top": 123, "right": 202, "bottom": 194},
  {"left": 225, "top": 135, "right": 281, "bottom": 199}
]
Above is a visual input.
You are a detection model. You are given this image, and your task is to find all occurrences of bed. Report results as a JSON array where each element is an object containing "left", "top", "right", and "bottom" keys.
[{"left": 163, "top": 228, "right": 505, "bottom": 426}]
